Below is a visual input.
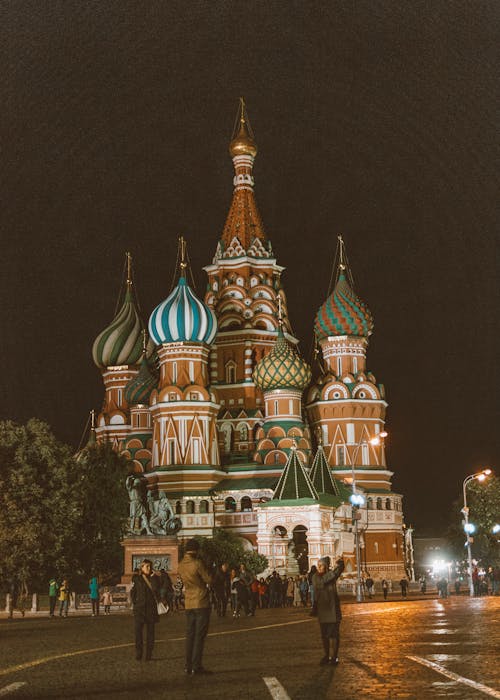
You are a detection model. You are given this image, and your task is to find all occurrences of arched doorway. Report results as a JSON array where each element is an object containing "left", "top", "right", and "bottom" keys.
[
  {"left": 271, "top": 526, "right": 287, "bottom": 571},
  {"left": 293, "top": 525, "right": 309, "bottom": 574}
]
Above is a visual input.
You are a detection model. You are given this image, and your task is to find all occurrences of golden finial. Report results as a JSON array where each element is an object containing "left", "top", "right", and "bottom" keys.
[
  {"left": 90, "top": 409, "right": 96, "bottom": 430},
  {"left": 179, "top": 236, "right": 188, "bottom": 272},
  {"left": 142, "top": 329, "right": 148, "bottom": 355},
  {"left": 229, "top": 98, "right": 257, "bottom": 158},
  {"left": 277, "top": 294, "right": 283, "bottom": 327},
  {"left": 126, "top": 252, "right": 133, "bottom": 288}
]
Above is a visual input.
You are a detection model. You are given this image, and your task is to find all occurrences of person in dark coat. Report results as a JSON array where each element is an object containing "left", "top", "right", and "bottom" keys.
[
  {"left": 130, "top": 559, "right": 160, "bottom": 661},
  {"left": 213, "top": 563, "right": 230, "bottom": 617},
  {"left": 311, "top": 557, "right": 345, "bottom": 665}
]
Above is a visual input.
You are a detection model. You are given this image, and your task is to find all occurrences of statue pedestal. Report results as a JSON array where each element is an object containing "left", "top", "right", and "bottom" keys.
[{"left": 121, "top": 535, "right": 179, "bottom": 583}]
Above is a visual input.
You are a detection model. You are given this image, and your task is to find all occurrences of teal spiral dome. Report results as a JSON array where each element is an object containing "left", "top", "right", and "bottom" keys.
[
  {"left": 253, "top": 327, "right": 311, "bottom": 391},
  {"left": 315, "top": 273, "right": 373, "bottom": 340},
  {"left": 92, "top": 288, "right": 143, "bottom": 368},
  {"left": 149, "top": 276, "right": 217, "bottom": 345}
]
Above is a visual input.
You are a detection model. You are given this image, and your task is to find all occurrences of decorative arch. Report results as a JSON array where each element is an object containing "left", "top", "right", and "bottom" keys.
[
  {"left": 352, "top": 383, "right": 379, "bottom": 400},
  {"left": 324, "top": 383, "right": 350, "bottom": 400},
  {"left": 225, "top": 496, "right": 236, "bottom": 512},
  {"left": 241, "top": 496, "right": 253, "bottom": 511}
]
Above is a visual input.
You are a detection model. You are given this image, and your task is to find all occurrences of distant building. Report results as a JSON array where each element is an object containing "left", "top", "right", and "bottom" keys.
[{"left": 90, "top": 101, "right": 406, "bottom": 580}]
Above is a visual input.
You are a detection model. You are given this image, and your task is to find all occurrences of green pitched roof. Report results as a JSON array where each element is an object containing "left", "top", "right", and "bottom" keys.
[
  {"left": 215, "top": 476, "right": 278, "bottom": 491},
  {"left": 272, "top": 448, "right": 318, "bottom": 501},
  {"left": 310, "top": 444, "right": 341, "bottom": 496}
]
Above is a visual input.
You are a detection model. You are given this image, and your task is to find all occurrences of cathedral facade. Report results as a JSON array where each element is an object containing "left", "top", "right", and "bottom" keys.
[{"left": 91, "top": 102, "right": 406, "bottom": 581}]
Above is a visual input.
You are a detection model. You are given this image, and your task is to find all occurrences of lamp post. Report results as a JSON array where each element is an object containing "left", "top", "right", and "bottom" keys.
[
  {"left": 349, "top": 431, "right": 387, "bottom": 602},
  {"left": 462, "top": 468, "right": 492, "bottom": 597}
]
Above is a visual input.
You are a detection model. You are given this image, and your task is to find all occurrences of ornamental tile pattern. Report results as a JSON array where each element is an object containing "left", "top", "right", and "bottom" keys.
[{"left": 315, "top": 273, "right": 374, "bottom": 340}]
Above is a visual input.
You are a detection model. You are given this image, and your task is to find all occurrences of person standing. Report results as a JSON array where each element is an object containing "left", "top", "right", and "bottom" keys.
[
  {"left": 399, "top": 577, "right": 409, "bottom": 599},
  {"left": 102, "top": 587, "right": 113, "bottom": 614},
  {"left": 381, "top": 578, "right": 389, "bottom": 601},
  {"left": 130, "top": 559, "right": 159, "bottom": 661},
  {"left": 89, "top": 575, "right": 100, "bottom": 616},
  {"left": 365, "top": 575, "right": 374, "bottom": 598},
  {"left": 48, "top": 576, "right": 59, "bottom": 617},
  {"left": 178, "top": 539, "right": 213, "bottom": 675},
  {"left": 58, "top": 579, "right": 71, "bottom": 617},
  {"left": 213, "top": 563, "right": 230, "bottom": 617},
  {"left": 311, "top": 557, "right": 345, "bottom": 665}
]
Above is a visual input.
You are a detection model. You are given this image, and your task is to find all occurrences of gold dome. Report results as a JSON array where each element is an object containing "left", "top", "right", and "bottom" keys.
[{"left": 229, "top": 99, "right": 257, "bottom": 158}]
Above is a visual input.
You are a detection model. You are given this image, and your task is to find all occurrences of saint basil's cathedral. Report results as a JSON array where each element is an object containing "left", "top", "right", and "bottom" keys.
[{"left": 91, "top": 102, "right": 407, "bottom": 582}]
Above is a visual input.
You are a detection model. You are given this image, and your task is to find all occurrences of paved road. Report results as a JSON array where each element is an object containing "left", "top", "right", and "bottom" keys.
[{"left": 0, "top": 596, "right": 499, "bottom": 699}]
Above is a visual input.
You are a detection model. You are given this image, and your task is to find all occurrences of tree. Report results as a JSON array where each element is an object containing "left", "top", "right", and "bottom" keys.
[
  {"left": 447, "top": 476, "right": 500, "bottom": 568},
  {"left": 0, "top": 419, "right": 80, "bottom": 592},
  {"left": 186, "top": 529, "right": 268, "bottom": 574},
  {"left": 74, "top": 441, "right": 130, "bottom": 586}
]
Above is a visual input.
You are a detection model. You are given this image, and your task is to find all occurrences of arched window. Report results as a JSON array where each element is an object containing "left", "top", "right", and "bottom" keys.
[
  {"left": 376, "top": 498, "right": 383, "bottom": 510},
  {"left": 175, "top": 500, "right": 182, "bottom": 514},
  {"left": 186, "top": 500, "right": 195, "bottom": 514},
  {"left": 274, "top": 452, "right": 281, "bottom": 464},
  {"left": 225, "top": 496, "right": 236, "bottom": 512},
  {"left": 226, "top": 361, "right": 236, "bottom": 384},
  {"left": 241, "top": 496, "right": 252, "bottom": 511},
  {"left": 239, "top": 424, "right": 249, "bottom": 441},
  {"left": 199, "top": 500, "right": 209, "bottom": 514},
  {"left": 367, "top": 497, "right": 373, "bottom": 510},
  {"left": 385, "top": 498, "right": 392, "bottom": 510}
]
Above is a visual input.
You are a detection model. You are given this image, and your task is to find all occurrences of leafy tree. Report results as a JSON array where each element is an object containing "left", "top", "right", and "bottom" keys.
[
  {"left": 74, "top": 440, "right": 130, "bottom": 586},
  {"left": 0, "top": 419, "right": 80, "bottom": 592},
  {"left": 185, "top": 529, "right": 268, "bottom": 574},
  {"left": 447, "top": 476, "right": 500, "bottom": 568}
]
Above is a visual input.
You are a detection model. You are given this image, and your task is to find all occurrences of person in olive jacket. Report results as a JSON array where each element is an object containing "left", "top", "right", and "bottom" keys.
[
  {"left": 311, "top": 556, "right": 345, "bottom": 666},
  {"left": 130, "top": 559, "right": 160, "bottom": 661},
  {"left": 178, "top": 539, "right": 213, "bottom": 674}
]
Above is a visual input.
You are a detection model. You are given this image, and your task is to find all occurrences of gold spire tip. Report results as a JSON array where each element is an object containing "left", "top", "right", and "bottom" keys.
[{"left": 126, "top": 252, "right": 133, "bottom": 286}]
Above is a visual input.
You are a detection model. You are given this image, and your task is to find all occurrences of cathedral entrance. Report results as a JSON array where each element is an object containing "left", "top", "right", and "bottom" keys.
[{"left": 292, "top": 525, "right": 309, "bottom": 574}]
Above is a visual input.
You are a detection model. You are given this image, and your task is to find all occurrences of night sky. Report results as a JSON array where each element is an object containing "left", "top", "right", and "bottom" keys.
[{"left": 1, "top": 1, "right": 498, "bottom": 532}]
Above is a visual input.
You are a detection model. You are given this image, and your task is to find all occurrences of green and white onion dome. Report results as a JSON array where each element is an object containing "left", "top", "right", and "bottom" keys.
[
  {"left": 124, "top": 354, "right": 157, "bottom": 406},
  {"left": 315, "top": 273, "right": 373, "bottom": 341},
  {"left": 148, "top": 275, "right": 217, "bottom": 345},
  {"left": 253, "top": 327, "right": 312, "bottom": 391},
  {"left": 92, "top": 288, "right": 143, "bottom": 368}
]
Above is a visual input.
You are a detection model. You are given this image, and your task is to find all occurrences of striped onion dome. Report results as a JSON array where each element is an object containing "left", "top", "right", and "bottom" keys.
[
  {"left": 315, "top": 273, "right": 374, "bottom": 340},
  {"left": 124, "top": 354, "right": 157, "bottom": 406},
  {"left": 148, "top": 276, "right": 217, "bottom": 345},
  {"left": 92, "top": 288, "right": 143, "bottom": 368},
  {"left": 253, "top": 327, "right": 312, "bottom": 391}
]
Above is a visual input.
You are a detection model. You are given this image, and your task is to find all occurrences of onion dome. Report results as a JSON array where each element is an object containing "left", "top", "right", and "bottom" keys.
[
  {"left": 124, "top": 354, "right": 157, "bottom": 406},
  {"left": 92, "top": 286, "right": 143, "bottom": 368},
  {"left": 315, "top": 272, "right": 374, "bottom": 341},
  {"left": 253, "top": 326, "right": 312, "bottom": 391},
  {"left": 149, "top": 275, "right": 217, "bottom": 345},
  {"left": 229, "top": 97, "right": 257, "bottom": 158}
]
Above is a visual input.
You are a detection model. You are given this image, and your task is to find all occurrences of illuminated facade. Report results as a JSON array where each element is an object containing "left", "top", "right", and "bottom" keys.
[{"left": 91, "top": 102, "right": 406, "bottom": 579}]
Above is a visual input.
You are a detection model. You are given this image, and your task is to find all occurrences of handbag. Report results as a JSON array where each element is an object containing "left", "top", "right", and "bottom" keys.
[
  {"left": 142, "top": 574, "right": 168, "bottom": 615},
  {"left": 157, "top": 601, "right": 169, "bottom": 615}
]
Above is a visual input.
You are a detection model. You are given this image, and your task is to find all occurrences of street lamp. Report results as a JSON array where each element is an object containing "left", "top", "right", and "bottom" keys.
[
  {"left": 462, "top": 468, "right": 492, "bottom": 597},
  {"left": 349, "top": 431, "right": 388, "bottom": 602}
]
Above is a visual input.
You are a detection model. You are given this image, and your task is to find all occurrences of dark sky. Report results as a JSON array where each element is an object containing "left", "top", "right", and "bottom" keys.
[{"left": 1, "top": 1, "right": 498, "bottom": 533}]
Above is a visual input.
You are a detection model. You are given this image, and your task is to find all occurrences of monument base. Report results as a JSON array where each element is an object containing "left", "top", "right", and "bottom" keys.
[{"left": 121, "top": 535, "right": 179, "bottom": 583}]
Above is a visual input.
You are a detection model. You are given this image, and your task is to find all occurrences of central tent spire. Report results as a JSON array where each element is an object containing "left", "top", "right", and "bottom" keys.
[{"left": 219, "top": 98, "right": 268, "bottom": 255}]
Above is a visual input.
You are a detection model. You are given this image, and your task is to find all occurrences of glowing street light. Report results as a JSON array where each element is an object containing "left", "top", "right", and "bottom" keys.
[
  {"left": 492, "top": 524, "right": 500, "bottom": 535},
  {"left": 462, "top": 468, "right": 493, "bottom": 597}
]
